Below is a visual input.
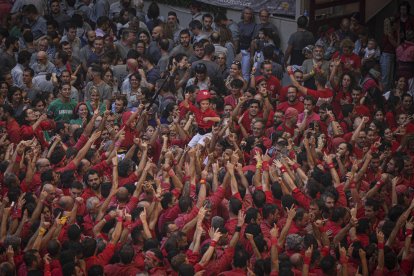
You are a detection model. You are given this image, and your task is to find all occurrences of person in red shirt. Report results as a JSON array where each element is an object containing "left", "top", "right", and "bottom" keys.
[
  {"left": 287, "top": 67, "right": 333, "bottom": 107},
  {"left": 181, "top": 90, "right": 220, "bottom": 148},
  {"left": 0, "top": 104, "right": 21, "bottom": 144},
  {"left": 332, "top": 38, "right": 362, "bottom": 74},
  {"left": 250, "top": 61, "right": 281, "bottom": 100},
  {"left": 104, "top": 244, "right": 140, "bottom": 275},
  {"left": 277, "top": 107, "right": 298, "bottom": 137},
  {"left": 224, "top": 79, "right": 243, "bottom": 108},
  {"left": 276, "top": 86, "right": 304, "bottom": 113}
]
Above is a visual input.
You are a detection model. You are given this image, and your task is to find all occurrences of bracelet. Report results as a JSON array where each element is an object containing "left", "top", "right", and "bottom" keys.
[
  {"left": 173, "top": 159, "right": 178, "bottom": 165},
  {"left": 304, "top": 256, "right": 311, "bottom": 265},
  {"left": 210, "top": 240, "right": 217, "bottom": 247},
  {"left": 327, "top": 163, "right": 335, "bottom": 169},
  {"left": 377, "top": 242, "right": 384, "bottom": 249},
  {"left": 200, "top": 179, "right": 206, "bottom": 185},
  {"left": 292, "top": 163, "right": 300, "bottom": 171},
  {"left": 280, "top": 166, "right": 287, "bottom": 174},
  {"left": 256, "top": 162, "right": 263, "bottom": 170},
  {"left": 235, "top": 226, "right": 241, "bottom": 232},
  {"left": 271, "top": 238, "right": 278, "bottom": 246},
  {"left": 103, "top": 214, "right": 112, "bottom": 223},
  {"left": 349, "top": 182, "right": 356, "bottom": 189},
  {"left": 262, "top": 161, "right": 269, "bottom": 171},
  {"left": 117, "top": 217, "right": 123, "bottom": 223},
  {"left": 406, "top": 229, "right": 413, "bottom": 236},
  {"left": 39, "top": 227, "right": 46, "bottom": 236},
  {"left": 115, "top": 141, "right": 122, "bottom": 147},
  {"left": 183, "top": 175, "right": 190, "bottom": 182}
]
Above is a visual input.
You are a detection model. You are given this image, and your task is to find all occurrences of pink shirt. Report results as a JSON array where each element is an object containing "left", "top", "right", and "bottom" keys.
[
  {"left": 396, "top": 41, "right": 414, "bottom": 62},
  {"left": 298, "top": 112, "right": 320, "bottom": 128}
]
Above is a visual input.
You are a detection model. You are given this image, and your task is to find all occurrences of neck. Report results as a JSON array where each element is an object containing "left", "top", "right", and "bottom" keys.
[{"left": 60, "top": 96, "right": 70, "bottom": 102}]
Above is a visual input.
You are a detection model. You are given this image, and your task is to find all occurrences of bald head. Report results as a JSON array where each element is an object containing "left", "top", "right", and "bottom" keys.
[
  {"left": 127, "top": 58, "right": 138, "bottom": 72},
  {"left": 58, "top": 196, "right": 74, "bottom": 211},
  {"left": 152, "top": 26, "right": 163, "bottom": 40},
  {"left": 290, "top": 253, "right": 303, "bottom": 268},
  {"left": 36, "top": 158, "right": 51, "bottom": 172},
  {"left": 43, "top": 184, "right": 55, "bottom": 193},
  {"left": 116, "top": 187, "right": 129, "bottom": 202}
]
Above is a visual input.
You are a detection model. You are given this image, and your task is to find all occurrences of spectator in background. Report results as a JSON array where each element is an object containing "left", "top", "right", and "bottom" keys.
[{"left": 284, "top": 15, "right": 314, "bottom": 66}]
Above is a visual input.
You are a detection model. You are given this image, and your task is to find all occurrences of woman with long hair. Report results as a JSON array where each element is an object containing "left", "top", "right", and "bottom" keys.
[
  {"left": 7, "top": 86, "right": 25, "bottom": 117},
  {"left": 70, "top": 102, "right": 91, "bottom": 126},
  {"left": 20, "top": 107, "right": 55, "bottom": 148}
]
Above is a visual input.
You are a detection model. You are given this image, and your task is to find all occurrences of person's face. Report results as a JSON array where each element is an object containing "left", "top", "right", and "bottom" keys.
[
  {"left": 180, "top": 33, "right": 190, "bottom": 47},
  {"left": 370, "top": 158, "right": 380, "bottom": 170},
  {"left": 302, "top": 100, "right": 313, "bottom": 112},
  {"left": 167, "top": 15, "right": 177, "bottom": 27},
  {"left": 196, "top": 72, "right": 206, "bottom": 81},
  {"left": 229, "top": 64, "right": 240, "bottom": 76},
  {"left": 38, "top": 40, "right": 48, "bottom": 51},
  {"left": 90, "top": 91, "right": 100, "bottom": 102},
  {"left": 146, "top": 126, "right": 155, "bottom": 137},
  {"left": 309, "top": 204, "right": 320, "bottom": 217},
  {"left": 230, "top": 86, "right": 241, "bottom": 96},
  {"left": 3, "top": 74, "right": 12, "bottom": 86},
  {"left": 43, "top": 206, "right": 51, "bottom": 221},
  {"left": 194, "top": 46, "right": 204, "bottom": 58},
  {"left": 94, "top": 39, "right": 104, "bottom": 53},
  {"left": 398, "top": 114, "right": 408, "bottom": 125},
  {"left": 127, "top": 32, "right": 137, "bottom": 44},
  {"left": 357, "top": 131, "right": 367, "bottom": 147},
  {"left": 367, "top": 40, "right": 376, "bottom": 50},
  {"left": 404, "top": 159, "right": 413, "bottom": 175},
  {"left": 61, "top": 72, "right": 71, "bottom": 83},
  {"left": 67, "top": 28, "right": 76, "bottom": 41},
  {"left": 262, "top": 64, "right": 272, "bottom": 78},
  {"left": 12, "top": 90, "right": 22, "bottom": 103},
  {"left": 37, "top": 54, "right": 47, "bottom": 65},
  {"left": 273, "top": 112, "right": 283, "bottom": 125},
  {"left": 342, "top": 46, "right": 352, "bottom": 55},
  {"left": 252, "top": 121, "right": 264, "bottom": 137},
  {"left": 78, "top": 104, "right": 88, "bottom": 118},
  {"left": 351, "top": 90, "right": 361, "bottom": 103},
  {"left": 38, "top": 160, "right": 51, "bottom": 172},
  {"left": 313, "top": 47, "right": 323, "bottom": 60},
  {"left": 136, "top": 42, "right": 145, "bottom": 54},
  {"left": 70, "top": 188, "right": 82, "bottom": 198},
  {"left": 367, "top": 130, "right": 376, "bottom": 144},
  {"left": 384, "top": 128, "right": 393, "bottom": 140},
  {"left": 403, "top": 96, "right": 413, "bottom": 109},
  {"left": 23, "top": 72, "right": 32, "bottom": 84},
  {"left": 199, "top": 100, "right": 210, "bottom": 111},
  {"left": 387, "top": 159, "right": 396, "bottom": 174},
  {"left": 203, "top": 17, "right": 212, "bottom": 30},
  {"left": 249, "top": 103, "right": 259, "bottom": 117},
  {"left": 342, "top": 75, "right": 351, "bottom": 88},
  {"left": 115, "top": 100, "right": 124, "bottom": 113},
  {"left": 62, "top": 44, "right": 72, "bottom": 56},
  {"left": 287, "top": 88, "right": 297, "bottom": 102},
  {"left": 152, "top": 28, "right": 161, "bottom": 41},
  {"left": 397, "top": 77, "right": 406, "bottom": 90},
  {"left": 325, "top": 197, "right": 335, "bottom": 209},
  {"left": 103, "top": 71, "right": 113, "bottom": 83},
  {"left": 294, "top": 72, "right": 303, "bottom": 83},
  {"left": 130, "top": 76, "right": 140, "bottom": 88},
  {"left": 259, "top": 11, "right": 270, "bottom": 23},
  {"left": 87, "top": 31, "right": 96, "bottom": 43},
  {"left": 61, "top": 84, "right": 71, "bottom": 99},
  {"left": 243, "top": 9, "right": 253, "bottom": 21},
  {"left": 374, "top": 111, "right": 384, "bottom": 122},
  {"left": 139, "top": 33, "right": 149, "bottom": 43},
  {"left": 35, "top": 100, "right": 45, "bottom": 112},
  {"left": 216, "top": 54, "right": 226, "bottom": 65},
  {"left": 336, "top": 143, "right": 348, "bottom": 157},
  {"left": 88, "top": 173, "right": 101, "bottom": 190},
  {"left": 51, "top": 1, "right": 60, "bottom": 13},
  {"left": 223, "top": 105, "right": 232, "bottom": 116},
  {"left": 319, "top": 108, "right": 328, "bottom": 121}
]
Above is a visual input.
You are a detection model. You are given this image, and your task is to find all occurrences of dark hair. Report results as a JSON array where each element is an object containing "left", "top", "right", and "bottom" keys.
[
  {"left": 147, "top": 1, "right": 160, "bottom": 20},
  {"left": 297, "top": 15, "right": 308, "bottom": 28},
  {"left": 189, "top": 20, "right": 202, "bottom": 31}
]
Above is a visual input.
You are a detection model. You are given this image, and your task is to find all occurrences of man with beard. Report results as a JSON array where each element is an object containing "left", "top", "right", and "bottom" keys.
[
  {"left": 61, "top": 41, "right": 81, "bottom": 72},
  {"left": 277, "top": 107, "right": 298, "bottom": 137},
  {"left": 202, "top": 13, "right": 214, "bottom": 37},
  {"left": 22, "top": 68, "right": 42, "bottom": 101},
  {"left": 166, "top": 11, "right": 183, "bottom": 44},
  {"left": 188, "top": 41, "right": 204, "bottom": 63},
  {"left": 60, "top": 23, "right": 81, "bottom": 58},
  {"left": 87, "top": 36, "right": 105, "bottom": 67},
  {"left": 301, "top": 44, "right": 330, "bottom": 89},
  {"left": 251, "top": 61, "right": 281, "bottom": 100},
  {"left": 266, "top": 110, "right": 284, "bottom": 137},
  {"left": 170, "top": 29, "right": 193, "bottom": 57},
  {"left": 298, "top": 95, "right": 320, "bottom": 130},
  {"left": 148, "top": 25, "right": 170, "bottom": 64},
  {"left": 276, "top": 86, "right": 304, "bottom": 113},
  {"left": 279, "top": 67, "right": 303, "bottom": 102},
  {"left": 138, "top": 54, "right": 160, "bottom": 92},
  {"left": 0, "top": 36, "right": 19, "bottom": 76},
  {"left": 84, "top": 65, "right": 112, "bottom": 103},
  {"left": 79, "top": 30, "right": 96, "bottom": 71},
  {"left": 49, "top": 0, "right": 70, "bottom": 32},
  {"left": 82, "top": 169, "right": 103, "bottom": 200},
  {"left": 31, "top": 51, "right": 56, "bottom": 75},
  {"left": 350, "top": 116, "right": 369, "bottom": 159}
]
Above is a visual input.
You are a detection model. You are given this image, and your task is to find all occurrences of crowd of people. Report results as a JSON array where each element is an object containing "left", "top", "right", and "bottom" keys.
[{"left": 0, "top": 0, "right": 413, "bottom": 275}]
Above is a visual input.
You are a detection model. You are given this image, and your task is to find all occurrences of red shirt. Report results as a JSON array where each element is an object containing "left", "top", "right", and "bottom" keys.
[
  {"left": 6, "top": 118, "right": 21, "bottom": 144},
  {"left": 104, "top": 263, "right": 140, "bottom": 275},
  {"left": 224, "top": 94, "right": 241, "bottom": 108},
  {"left": 85, "top": 243, "right": 116, "bottom": 271},
  {"left": 20, "top": 120, "right": 55, "bottom": 148},
  {"left": 332, "top": 52, "right": 361, "bottom": 71},
  {"left": 306, "top": 87, "right": 333, "bottom": 103},
  {"left": 259, "top": 75, "right": 282, "bottom": 99},
  {"left": 277, "top": 101, "right": 304, "bottom": 113},
  {"left": 182, "top": 102, "right": 218, "bottom": 129}
]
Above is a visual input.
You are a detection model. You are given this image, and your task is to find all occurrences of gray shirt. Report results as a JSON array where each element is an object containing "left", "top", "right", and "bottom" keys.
[{"left": 84, "top": 81, "right": 112, "bottom": 101}]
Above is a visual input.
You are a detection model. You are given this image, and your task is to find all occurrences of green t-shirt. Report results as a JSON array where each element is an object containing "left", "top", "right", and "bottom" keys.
[{"left": 47, "top": 98, "right": 78, "bottom": 123}]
